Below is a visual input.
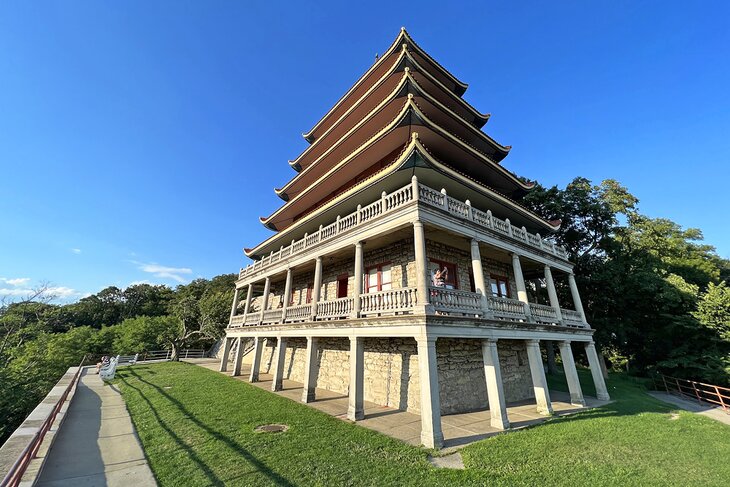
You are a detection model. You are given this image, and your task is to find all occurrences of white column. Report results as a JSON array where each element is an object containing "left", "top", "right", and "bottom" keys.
[
  {"left": 470, "top": 239, "right": 489, "bottom": 314},
  {"left": 568, "top": 272, "right": 587, "bottom": 323},
  {"left": 232, "top": 337, "right": 244, "bottom": 376},
  {"left": 302, "top": 337, "right": 319, "bottom": 403},
  {"left": 511, "top": 253, "right": 531, "bottom": 318},
  {"left": 261, "top": 277, "right": 271, "bottom": 311},
  {"left": 282, "top": 268, "right": 293, "bottom": 316},
  {"left": 218, "top": 337, "right": 233, "bottom": 372},
  {"left": 243, "top": 283, "right": 253, "bottom": 315},
  {"left": 417, "top": 337, "right": 444, "bottom": 449},
  {"left": 352, "top": 242, "right": 363, "bottom": 318},
  {"left": 584, "top": 341, "right": 610, "bottom": 400},
  {"left": 311, "top": 256, "right": 323, "bottom": 319},
  {"left": 248, "top": 337, "right": 264, "bottom": 382},
  {"left": 271, "top": 337, "right": 287, "bottom": 392},
  {"left": 229, "top": 287, "right": 241, "bottom": 321},
  {"left": 413, "top": 221, "right": 433, "bottom": 312},
  {"left": 558, "top": 341, "right": 585, "bottom": 406},
  {"left": 347, "top": 336, "right": 364, "bottom": 420},
  {"left": 544, "top": 265, "right": 563, "bottom": 321},
  {"left": 525, "top": 339, "right": 553, "bottom": 415},
  {"left": 482, "top": 339, "right": 510, "bottom": 430}
]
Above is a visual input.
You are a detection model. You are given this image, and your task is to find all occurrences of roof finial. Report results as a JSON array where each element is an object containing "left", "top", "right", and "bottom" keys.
[
  {"left": 401, "top": 26, "right": 406, "bottom": 32},
  {"left": 411, "top": 131, "right": 419, "bottom": 141},
  {"left": 375, "top": 52, "right": 379, "bottom": 62}
]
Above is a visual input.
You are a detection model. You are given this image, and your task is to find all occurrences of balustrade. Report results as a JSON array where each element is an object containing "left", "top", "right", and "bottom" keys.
[
  {"left": 316, "top": 296, "right": 354, "bottom": 319},
  {"left": 261, "top": 309, "right": 283, "bottom": 324},
  {"left": 430, "top": 287, "right": 483, "bottom": 315},
  {"left": 244, "top": 312, "right": 262, "bottom": 326},
  {"left": 285, "top": 303, "right": 312, "bottom": 322},
  {"left": 488, "top": 295, "right": 527, "bottom": 321},
  {"left": 561, "top": 308, "right": 584, "bottom": 324},
  {"left": 360, "top": 287, "right": 417, "bottom": 316},
  {"left": 530, "top": 303, "right": 559, "bottom": 323}
]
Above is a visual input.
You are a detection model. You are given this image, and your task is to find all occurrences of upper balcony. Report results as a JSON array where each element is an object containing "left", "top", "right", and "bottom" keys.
[{"left": 239, "top": 180, "right": 569, "bottom": 282}]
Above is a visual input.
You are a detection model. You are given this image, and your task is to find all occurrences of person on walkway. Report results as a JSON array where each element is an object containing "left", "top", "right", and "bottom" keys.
[{"left": 96, "top": 356, "right": 110, "bottom": 374}]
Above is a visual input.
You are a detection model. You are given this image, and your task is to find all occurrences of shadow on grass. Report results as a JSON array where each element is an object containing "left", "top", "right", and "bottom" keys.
[{"left": 119, "top": 367, "right": 295, "bottom": 487}]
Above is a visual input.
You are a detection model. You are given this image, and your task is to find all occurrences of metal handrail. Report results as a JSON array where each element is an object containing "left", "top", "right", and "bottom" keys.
[{"left": 656, "top": 373, "right": 730, "bottom": 413}]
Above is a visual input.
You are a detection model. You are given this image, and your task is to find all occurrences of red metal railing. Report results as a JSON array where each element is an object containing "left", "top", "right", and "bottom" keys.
[
  {"left": 657, "top": 374, "right": 730, "bottom": 413},
  {"left": 0, "top": 356, "right": 87, "bottom": 487}
]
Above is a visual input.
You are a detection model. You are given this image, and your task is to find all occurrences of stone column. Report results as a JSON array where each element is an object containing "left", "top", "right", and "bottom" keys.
[
  {"left": 347, "top": 336, "right": 364, "bottom": 420},
  {"left": 525, "top": 339, "right": 553, "bottom": 415},
  {"left": 218, "top": 337, "right": 233, "bottom": 372},
  {"left": 482, "top": 339, "right": 510, "bottom": 430},
  {"left": 470, "top": 239, "right": 490, "bottom": 314},
  {"left": 568, "top": 272, "right": 587, "bottom": 323},
  {"left": 352, "top": 242, "right": 364, "bottom": 318},
  {"left": 511, "top": 253, "right": 531, "bottom": 318},
  {"left": 248, "top": 337, "right": 264, "bottom": 383},
  {"left": 558, "top": 341, "right": 585, "bottom": 406},
  {"left": 544, "top": 265, "right": 563, "bottom": 322},
  {"left": 302, "top": 337, "right": 319, "bottom": 403},
  {"left": 243, "top": 283, "right": 253, "bottom": 315},
  {"left": 584, "top": 341, "right": 610, "bottom": 400},
  {"left": 413, "top": 221, "right": 432, "bottom": 311},
  {"left": 232, "top": 337, "right": 244, "bottom": 376},
  {"left": 282, "top": 268, "right": 293, "bottom": 317},
  {"left": 311, "top": 256, "right": 323, "bottom": 319},
  {"left": 271, "top": 337, "right": 288, "bottom": 392},
  {"left": 261, "top": 277, "right": 271, "bottom": 311},
  {"left": 229, "top": 287, "right": 241, "bottom": 321},
  {"left": 417, "top": 337, "right": 444, "bottom": 449}
]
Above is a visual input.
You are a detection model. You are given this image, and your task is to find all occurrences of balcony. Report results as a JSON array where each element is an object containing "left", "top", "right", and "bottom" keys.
[
  {"left": 239, "top": 180, "right": 569, "bottom": 282},
  {"left": 229, "top": 287, "right": 589, "bottom": 330}
]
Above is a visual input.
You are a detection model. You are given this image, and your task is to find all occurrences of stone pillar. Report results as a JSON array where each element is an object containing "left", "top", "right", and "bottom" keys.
[
  {"left": 353, "top": 242, "right": 363, "bottom": 318},
  {"left": 558, "top": 341, "right": 585, "bottom": 406},
  {"left": 311, "top": 256, "right": 323, "bottom": 319},
  {"left": 229, "top": 287, "right": 241, "bottom": 321},
  {"left": 347, "top": 336, "right": 364, "bottom": 420},
  {"left": 413, "top": 221, "right": 432, "bottom": 311},
  {"left": 282, "top": 268, "right": 293, "bottom": 315},
  {"left": 417, "top": 337, "right": 444, "bottom": 449},
  {"left": 511, "top": 253, "right": 531, "bottom": 318},
  {"left": 544, "top": 265, "right": 563, "bottom": 321},
  {"left": 261, "top": 277, "right": 271, "bottom": 311},
  {"left": 585, "top": 341, "right": 610, "bottom": 400},
  {"left": 271, "top": 337, "right": 288, "bottom": 392},
  {"left": 232, "top": 337, "right": 245, "bottom": 376},
  {"left": 302, "top": 337, "right": 319, "bottom": 403},
  {"left": 248, "top": 337, "right": 264, "bottom": 383},
  {"left": 568, "top": 272, "right": 587, "bottom": 323},
  {"left": 218, "top": 337, "right": 233, "bottom": 372},
  {"left": 525, "top": 339, "right": 553, "bottom": 415},
  {"left": 243, "top": 283, "right": 253, "bottom": 315},
  {"left": 470, "top": 239, "right": 490, "bottom": 313},
  {"left": 482, "top": 339, "right": 510, "bottom": 430}
]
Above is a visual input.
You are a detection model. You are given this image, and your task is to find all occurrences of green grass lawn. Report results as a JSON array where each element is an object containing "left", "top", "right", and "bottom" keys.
[{"left": 115, "top": 362, "right": 730, "bottom": 486}]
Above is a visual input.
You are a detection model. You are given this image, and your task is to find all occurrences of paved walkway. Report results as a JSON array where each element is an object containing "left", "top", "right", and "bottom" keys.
[
  {"left": 36, "top": 368, "right": 156, "bottom": 486},
  {"left": 187, "top": 358, "right": 610, "bottom": 451},
  {"left": 649, "top": 391, "right": 730, "bottom": 426}
]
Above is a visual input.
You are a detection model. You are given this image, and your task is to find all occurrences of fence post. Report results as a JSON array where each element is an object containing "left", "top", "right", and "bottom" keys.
[
  {"left": 715, "top": 386, "right": 727, "bottom": 412},
  {"left": 691, "top": 381, "right": 702, "bottom": 404},
  {"left": 661, "top": 374, "right": 668, "bottom": 393}
]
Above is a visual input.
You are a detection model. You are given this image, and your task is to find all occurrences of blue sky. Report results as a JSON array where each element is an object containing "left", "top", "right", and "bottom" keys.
[{"left": 1, "top": 1, "right": 728, "bottom": 302}]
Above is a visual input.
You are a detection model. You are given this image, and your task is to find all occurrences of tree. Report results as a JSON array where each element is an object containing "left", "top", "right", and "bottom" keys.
[{"left": 694, "top": 282, "right": 730, "bottom": 341}]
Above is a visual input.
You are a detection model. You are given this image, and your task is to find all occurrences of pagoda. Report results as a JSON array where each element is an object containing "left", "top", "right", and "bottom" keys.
[{"left": 220, "top": 29, "right": 609, "bottom": 449}]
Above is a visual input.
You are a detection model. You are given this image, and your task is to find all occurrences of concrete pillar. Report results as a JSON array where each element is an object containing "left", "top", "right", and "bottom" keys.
[
  {"left": 311, "top": 256, "right": 323, "bottom": 319},
  {"left": 353, "top": 242, "right": 364, "bottom": 318},
  {"left": 243, "top": 283, "right": 253, "bottom": 315},
  {"left": 261, "top": 277, "right": 271, "bottom": 311},
  {"left": 219, "top": 337, "right": 233, "bottom": 372},
  {"left": 413, "top": 221, "right": 432, "bottom": 310},
  {"left": 271, "top": 337, "right": 288, "bottom": 392},
  {"left": 511, "top": 253, "right": 531, "bottom": 318},
  {"left": 248, "top": 337, "right": 264, "bottom": 383},
  {"left": 229, "top": 287, "right": 241, "bottom": 321},
  {"left": 417, "top": 337, "right": 444, "bottom": 449},
  {"left": 301, "top": 337, "right": 319, "bottom": 403},
  {"left": 544, "top": 265, "right": 563, "bottom": 321},
  {"left": 568, "top": 272, "right": 587, "bottom": 323},
  {"left": 558, "top": 341, "right": 585, "bottom": 406},
  {"left": 347, "top": 336, "right": 364, "bottom": 420},
  {"left": 482, "top": 339, "right": 510, "bottom": 430},
  {"left": 282, "top": 268, "right": 293, "bottom": 314},
  {"left": 525, "top": 339, "right": 553, "bottom": 415},
  {"left": 470, "top": 239, "right": 489, "bottom": 313},
  {"left": 232, "top": 337, "right": 245, "bottom": 376},
  {"left": 585, "top": 341, "right": 610, "bottom": 400}
]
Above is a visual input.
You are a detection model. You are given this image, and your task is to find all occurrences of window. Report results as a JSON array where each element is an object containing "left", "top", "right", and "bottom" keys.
[
  {"left": 290, "top": 283, "right": 313, "bottom": 305},
  {"left": 365, "top": 263, "right": 392, "bottom": 293},
  {"left": 336, "top": 274, "right": 349, "bottom": 298},
  {"left": 429, "top": 259, "right": 458, "bottom": 289},
  {"left": 490, "top": 274, "right": 510, "bottom": 298}
]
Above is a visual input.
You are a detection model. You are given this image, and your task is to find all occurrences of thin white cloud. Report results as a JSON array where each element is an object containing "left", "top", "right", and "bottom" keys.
[
  {"left": 128, "top": 280, "right": 152, "bottom": 287},
  {"left": 133, "top": 262, "right": 193, "bottom": 283},
  {"left": 0, "top": 277, "right": 31, "bottom": 286},
  {"left": 71, "top": 248, "right": 82, "bottom": 254},
  {"left": 47, "top": 286, "right": 79, "bottom": 298},
  {"left": 0, "top": 288, "right": 33, "bottom": 297},
  {"left": 0, "top": 285, "right": 80, "bottom": 300}
]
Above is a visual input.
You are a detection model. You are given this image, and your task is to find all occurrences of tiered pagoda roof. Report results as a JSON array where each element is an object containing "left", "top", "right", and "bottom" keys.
[{"left": 246, "top": 28, "right": 557, "bottom": 259}]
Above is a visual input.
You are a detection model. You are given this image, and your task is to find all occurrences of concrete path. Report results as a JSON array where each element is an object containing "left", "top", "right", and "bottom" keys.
[
  {"left": 187, "top": 358, "right": 610, "bottom": 451},
  {"left": 649, "top": 391, "right": 730, "bottom": 426},
  {"left": 35, "top": 368, "right": 156, "bottom": 486}
]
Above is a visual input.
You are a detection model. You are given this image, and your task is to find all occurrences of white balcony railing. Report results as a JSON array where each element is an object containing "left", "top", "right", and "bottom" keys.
[
  {"left": 262, "top": 309, "right": 283, "bottom": 324},
  {"left": 239, "top": 180, "right": 569, "bottom": 280},
  {"left": 285, "top": 303, "right": 313, "bottom": 322},
  {"left": 430, "top": 287, "right": 483, "bottom": 315},
  {"left": 488, "top": 295, "right": 528, "bottom": 321},
  {"left": 316, "top": 296, "right": 354, "bottom": 320},
  {"left": 561, "top": 308, "right": 584, "bottom": 324},
  {"left": 530, "top": 303, "right": 560, "bottom": 324},
  {"left": 360, "top": 287, "right": 418, "bottom": 316},
  {"left": 244, "top": 312, "right": 262, "bottom": 326}
]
